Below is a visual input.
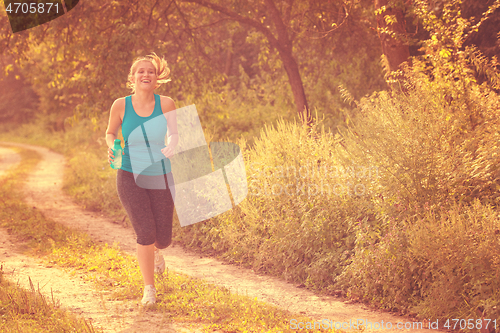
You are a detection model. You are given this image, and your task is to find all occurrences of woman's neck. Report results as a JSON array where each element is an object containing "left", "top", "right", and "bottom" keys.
[{"left": 132, "top": 90, "right": 155, "bottom": 105}]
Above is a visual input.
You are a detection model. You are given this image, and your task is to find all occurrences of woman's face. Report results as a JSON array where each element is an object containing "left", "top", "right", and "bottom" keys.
[{"left": 133, "top": 60, "right": 157, "bottom": 91}]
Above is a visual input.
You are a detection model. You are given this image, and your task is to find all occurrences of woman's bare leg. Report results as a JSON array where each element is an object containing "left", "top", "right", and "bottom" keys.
[{"left": 137, "top": 243, "right": 155, "bottom": 285}]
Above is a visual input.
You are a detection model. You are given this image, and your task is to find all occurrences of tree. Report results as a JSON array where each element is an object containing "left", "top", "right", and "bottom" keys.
[{"left": 178, "top": 0, "right": 351, "bottom": 128}]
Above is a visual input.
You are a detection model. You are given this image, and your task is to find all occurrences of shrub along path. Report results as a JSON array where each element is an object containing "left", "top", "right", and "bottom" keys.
[{"left": 0, "top": 142, "right": 439, "bottom": 332}]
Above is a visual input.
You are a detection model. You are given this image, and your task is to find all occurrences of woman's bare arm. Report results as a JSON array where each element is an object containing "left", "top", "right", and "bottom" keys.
[
  {"left": 105, "top": 98, "right": 125, "bottom": 161},
  {"left": 161, "top": 96, "right": 178, "bottom": 159}
]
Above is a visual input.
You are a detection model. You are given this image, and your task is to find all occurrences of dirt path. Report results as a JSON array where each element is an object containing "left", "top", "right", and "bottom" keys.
[
  {"left": 0, "top": 146, "right": 21, "bottom": 175},
  {"left": 0, "top": 142, "right": 441, "bottom": 332},
  {"left": 0, "top": 145, "right": 195, "bottom": 333}
]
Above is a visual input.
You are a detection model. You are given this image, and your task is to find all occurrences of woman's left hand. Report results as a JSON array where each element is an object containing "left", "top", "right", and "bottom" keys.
[{"left": 161, "top": 146, "right": 174, "bottom": 159}]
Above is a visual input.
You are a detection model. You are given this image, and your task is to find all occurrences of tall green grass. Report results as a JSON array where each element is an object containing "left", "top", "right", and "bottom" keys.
[
  {"left": 0, "top": 270, "right": 99, "bottom": 333},
  {"left": 173, "top": 116, "right": 374, "bottom": 294}
]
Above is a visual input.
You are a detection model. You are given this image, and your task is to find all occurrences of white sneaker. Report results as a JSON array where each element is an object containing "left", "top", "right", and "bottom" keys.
[
  {"left": 141, "top": 285, "right": 156, "bottom": 305},
  {"left": 154, "top": 248, "right": 165, "bottom": 274}
]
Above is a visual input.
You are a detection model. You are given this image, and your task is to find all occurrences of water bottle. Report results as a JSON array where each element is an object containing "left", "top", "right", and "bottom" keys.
[{"left": 111, "top": 139, "right": 122, "bottom": 169}]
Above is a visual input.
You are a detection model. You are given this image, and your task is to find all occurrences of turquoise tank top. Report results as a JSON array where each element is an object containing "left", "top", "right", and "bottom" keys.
[{"left": 120, "top": 94, "right": 171, "bottom": 175}]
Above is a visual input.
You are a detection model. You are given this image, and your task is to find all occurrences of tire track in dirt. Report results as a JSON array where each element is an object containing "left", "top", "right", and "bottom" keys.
[{"left": 0, "top": 142, "right": 442, "bottom": 332}]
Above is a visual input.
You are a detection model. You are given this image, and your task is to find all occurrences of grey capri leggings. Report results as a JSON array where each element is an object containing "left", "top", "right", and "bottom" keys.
[{"left": 116, "top": 169, "right": 175, "bottom": 248}]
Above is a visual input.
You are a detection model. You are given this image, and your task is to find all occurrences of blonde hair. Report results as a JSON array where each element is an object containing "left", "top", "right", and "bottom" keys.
[{"left": 127, "top": 52, "right": 171, "bottom": 93}]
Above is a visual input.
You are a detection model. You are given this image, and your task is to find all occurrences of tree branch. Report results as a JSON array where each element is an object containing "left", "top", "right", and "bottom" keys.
[
  {"left": 180, "top": 0, "right": 281, "bottom": 50},
  {"left": 186, "top": 18, "right": 233, "bottom": 30},
  {"left": 287, "top": 3, "right": 350, "bottom": 40},
  {"left": 284, "top": 0, "right": 294, "bottom": 33},
  {"left": 148, "top": 0, "right": 160, "bottom": 28},
  {"left": 173, "top": 0, "right": 212, "bottom": 62},
  {"left": 264, "top": 0, "right": 292, "bottom": 53}
]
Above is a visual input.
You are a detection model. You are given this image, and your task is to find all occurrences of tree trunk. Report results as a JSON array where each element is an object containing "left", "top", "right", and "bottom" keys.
[
  {"left": 263, "top": 0, "right": 311, "bottom": 128},
  {"left": 272, "top": 31, "right": 311, "bottom": 128},
  {"left": 375, "top": 0, "right": 410, "bottom": 72}
]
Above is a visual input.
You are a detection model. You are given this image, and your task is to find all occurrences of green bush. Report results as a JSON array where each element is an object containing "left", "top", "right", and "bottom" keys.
[
  {"left": 338, "top": 199, "right": 500, "bottom": 322},
  {"left": 333, "top": 0, "right": 500, "bottom": 322}
]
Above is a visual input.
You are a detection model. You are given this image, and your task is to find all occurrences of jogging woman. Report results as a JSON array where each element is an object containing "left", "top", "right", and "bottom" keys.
[{"left": 105, "top": 53, "right": 178, "bottom": 305}]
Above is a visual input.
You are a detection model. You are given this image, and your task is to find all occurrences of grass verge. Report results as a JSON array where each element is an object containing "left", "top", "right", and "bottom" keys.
[{"left": 0, "top": 269, "right": 98, "bottom": 333}]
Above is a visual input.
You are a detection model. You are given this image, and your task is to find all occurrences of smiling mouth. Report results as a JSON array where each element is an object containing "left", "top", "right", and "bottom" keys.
[{"left": 141, "top": 80, "right": 151, "bottom": 83}]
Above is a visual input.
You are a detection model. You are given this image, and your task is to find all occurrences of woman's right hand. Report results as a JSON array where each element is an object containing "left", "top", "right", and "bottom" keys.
[{"left": 108, "top": 147, "right": 115, "bottom": 165}]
